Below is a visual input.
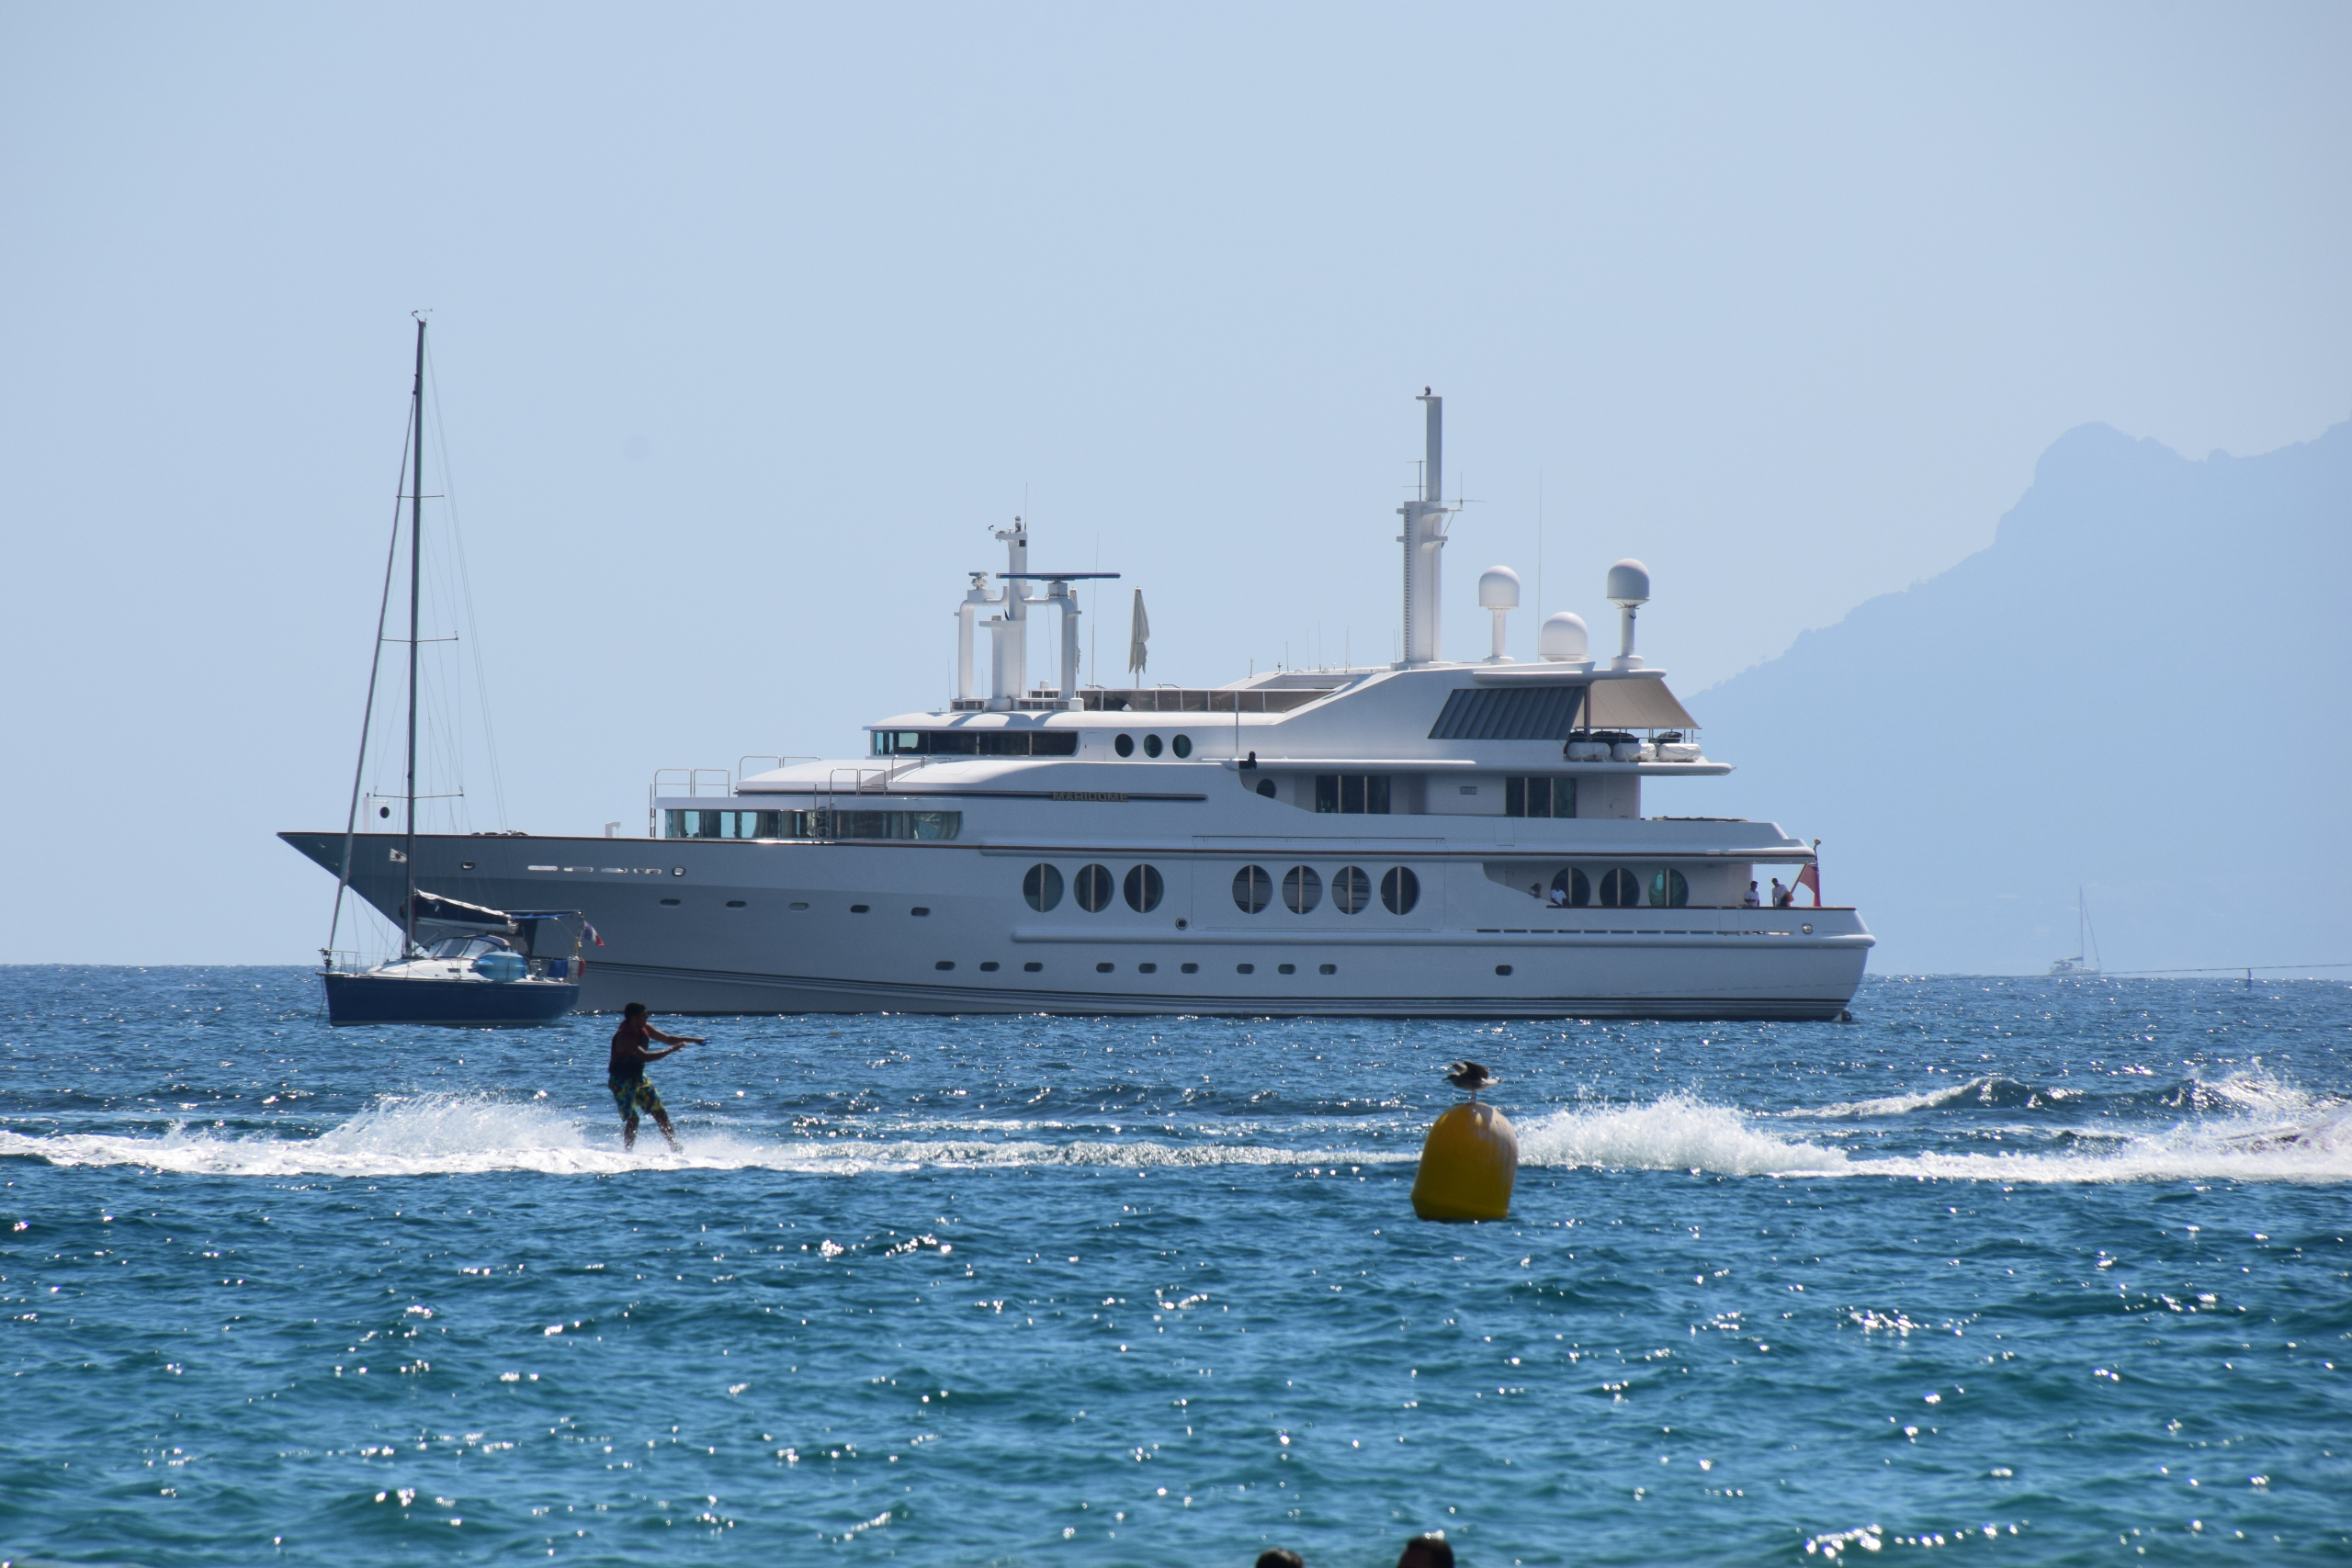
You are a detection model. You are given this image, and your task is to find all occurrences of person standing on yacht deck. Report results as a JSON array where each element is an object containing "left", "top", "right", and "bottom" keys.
[
  {"left": 1743, "top": 881, "right": 1762, "bottom": 908},
  {"left": 608, "top": 1002, "right": 701, "bottom": 1151}
]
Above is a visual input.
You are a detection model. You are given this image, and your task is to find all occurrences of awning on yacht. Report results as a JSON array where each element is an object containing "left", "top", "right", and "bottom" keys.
[{"left": 1585, "top": 679, "right": 1697, "bottom": 730}]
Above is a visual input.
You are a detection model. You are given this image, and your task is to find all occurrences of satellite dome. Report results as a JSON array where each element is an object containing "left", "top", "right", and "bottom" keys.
[
  {"left": 1605, "top": 558, "right": 1651, "bottom": 606},
  {"left": 1477, "top": 566, "right": 1521, "bottom": 610},
  {"left": 1538, "top": 611, "right": 1589, "bottom": 663}
]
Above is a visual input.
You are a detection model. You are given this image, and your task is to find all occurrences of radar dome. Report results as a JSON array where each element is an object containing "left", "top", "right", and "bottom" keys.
[
  {"left": 1538, "top": 612, "right": 1589, "bottom": 663},
  {"left": 1477, "top": 566, "right": 1521, "bottom": 610},
  {"left": 1605, "top": 558, "right": 1651, "bottom": 606}
]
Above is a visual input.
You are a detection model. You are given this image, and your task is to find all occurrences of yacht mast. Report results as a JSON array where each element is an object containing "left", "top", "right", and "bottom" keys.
[
  {"left": 1398, "top": 389, "right": 1453, "bottom": 666},
  {"left": 402, "top": 318, "right": 424, "bottom": 957}
]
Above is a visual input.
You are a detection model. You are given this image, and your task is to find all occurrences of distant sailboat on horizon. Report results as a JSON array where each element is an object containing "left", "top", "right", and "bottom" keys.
[{"left": 2048, "top": 887, "right": 2103, "bottom": 977}]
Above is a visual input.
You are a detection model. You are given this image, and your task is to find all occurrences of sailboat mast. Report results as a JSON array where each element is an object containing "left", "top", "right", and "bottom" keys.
[{"left": 402, "top": 318, "right": 424, "bottom": 956}]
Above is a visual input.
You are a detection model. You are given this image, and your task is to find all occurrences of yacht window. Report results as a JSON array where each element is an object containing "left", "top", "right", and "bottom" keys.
[
  {"left": 1114, "top": 733, "right": 1135, "bottom": 757},
  {"left": 1074, "top": 863, "right": 1114, "bottom": 912},
  {"left": 1331, "top": 865, "right": 1372, "bottom": 915},
  {"left": 1278, "top": 963, "right": 1296, "bottom": 975},
  {"left": 1599, "top": 867, "right": 1641, "bottom": 908},
  {"left": 1138, "top": 962, "right": 1157, "bottom": 974},
  {"left": 980, "top": 961, "right": 1000, "bottom": 971},
  {"left": 1648, "top": 868, "right": 1690, "bottom": 908},
  {"left": 1023, "top": 863, "right": 1064, "bottom": 912},
  {"left": 866, "top": 728, "right": 1073, "bottom": 756},
  {"left": 1143, "top": 734, "right": 1163, "bottom": 758},
  {"left": 1315, "top": 773, "right": 1392, "bottom": 814},
  {"left": 1504, "top": 777, "right": 1576, "bottom": 818},
  {"left": 676, "top": 807, "right": 921, "bottom": 840},
  {"left": 1123, "top": 864, "right": 1164, "bottom": 913},
  {"left": 1283, "top": 865, "right": 1322, "bottom": 914},
  {"left": 1232, "top": 865, "right": 1272, "bottom": 914},
  {"left": 1236, "top": 963, "right": 1254, "bottom": 974},
  {"left": 1551, "top": 867, "right": 1591, "bottom": 908},
  {"left": 1171, "top": 735, "right": 1192, "bottom": 758},
  {"left": 1181, "top": 962, "right": 1199, "bottom": 974},
  {"left": 1380, "top": 866, "right": 1420, "bottom": 916},
  {"left": 1023, "top": 961, "right": 1043, "bottom": 972},
  {"left": 1255, "top": 778, "right": 1277, "bottom": 799}
]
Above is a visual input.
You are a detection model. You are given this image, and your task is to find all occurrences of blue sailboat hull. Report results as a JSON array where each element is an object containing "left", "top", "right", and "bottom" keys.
[{"left": 322, "top": 971, "right": 579, "bottom": 1027}]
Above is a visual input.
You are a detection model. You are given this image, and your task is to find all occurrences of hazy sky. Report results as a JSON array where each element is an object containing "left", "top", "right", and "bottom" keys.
[{"left": 4, "top": 3, "right": 2347, "bottom": 961}]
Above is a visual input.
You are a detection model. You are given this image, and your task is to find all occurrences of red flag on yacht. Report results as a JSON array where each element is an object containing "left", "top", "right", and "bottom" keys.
[{"left": 1795, "top": 854, "right": 1821, "bottom": 906}]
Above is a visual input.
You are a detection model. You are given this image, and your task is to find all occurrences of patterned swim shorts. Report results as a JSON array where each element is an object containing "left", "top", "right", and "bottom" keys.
[{"left": 608, "top": 1075, "right": 664, "bottom": 1122}]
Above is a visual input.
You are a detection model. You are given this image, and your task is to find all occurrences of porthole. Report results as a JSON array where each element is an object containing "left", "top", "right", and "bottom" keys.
[
  {"left": 789, "top": 901, "right": 809, "bottom": 911},
  {"left": 726, "top": 899, "right": 747, "bottom": 908},
  {"left": 1648, "top": 869, "right": 1690, "bottom": 908},
  {"left": 1236, "top": 963, "right": 1254, "bottom": 974},
  {"left": 935, "top": 961, "right": 955, "bottom": 971},
  {"left": 1096, "top": 962, "right": 1114, "bottom": 973},
  {"left": 1278, "top": 963, "right": 1296, "bottom": 975},
  {"left": 1331, "top": 865, "right": 1372, "bottom": 915},
  {"left": 1023, "top": 961, "right": 1044, "bottom": 973},
  {"left": 1181, "top": 962, "right": 1199, "bottom": 974},
  {"left": 1318, "top": 963, "right": 1337, "bottom": 976},
  {"left": 1380, "top": 866, "right": 1420, "bottom": 916},
  {"left": 979, "top": 961, "right": 1001, "bottom": 972},
  {"left": 910, "top": 906, "right": 931, "bottom": 916},
  {"left": 1232, "top": 864, "right": 1272, "bottom": 914},
  {"left": 1495, "top": 964, "right": 1514, "bottom": 976},
  {"left": 1023, "top": 863, "right": 1064, "bottom": 911},
  {"left": 1074, "top": 863, "right": 1114, "bottom": 912},
  {"left": 1282, "top": 865, "right": 1322, "bottom": 914},
  {"left": 850, "top": 903, "right": 870, "bottom": 913},
  {"left": 1143, "top": 734, "right": 1163, "bottom": 758},
  {"left": 1138, "top": 963, "right": 1158, "bottom": 974},
  {"left": 1551, "top": 867, "right": 1591, "bottom": 908},
  {"left": 1598, "top": 868, "right": 1640, "bottom": 908},
  {"left": 1114, "top": 733, "right": 1135, "bottom": 757},
  {"left": 660, "top": 897, "right": 681, "bottom": 907},
  {"left": 1255, "top": 777, "right": 1276, "bottom": 798},
  {"left": 1171, "top": 735, "right": 1192, "bottom": 758},
  {"left": 1124, "top": 863, "right": 1164, "bottom": 913}
]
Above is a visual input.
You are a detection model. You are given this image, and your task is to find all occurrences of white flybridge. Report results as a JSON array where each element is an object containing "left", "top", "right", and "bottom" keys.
[{"left": 285, "top": 393, "right": 1871, "bottom": 1018}]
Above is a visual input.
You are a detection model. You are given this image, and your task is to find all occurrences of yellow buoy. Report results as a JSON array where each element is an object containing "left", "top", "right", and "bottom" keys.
[{"left": 1410, "top": 1100, "right": 1519, "bottom": 1221}]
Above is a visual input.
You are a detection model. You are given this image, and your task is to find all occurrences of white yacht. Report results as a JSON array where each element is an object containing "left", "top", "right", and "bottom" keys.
[{"left": 284, "top": 394, "right": 1871, "bottom": 1019}]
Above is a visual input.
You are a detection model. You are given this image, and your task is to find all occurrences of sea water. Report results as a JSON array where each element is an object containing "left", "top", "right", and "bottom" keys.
[{"left": 1, "top": 968, "right": 2346, "bottom": 1565}]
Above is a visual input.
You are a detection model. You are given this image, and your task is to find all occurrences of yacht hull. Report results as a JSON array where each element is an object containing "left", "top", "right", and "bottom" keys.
[
  {"left": 321, "top": 970, "right": 581, "bottom": 1027},
  {"left": 284, "top": 830, "right": 1870, "bottom": 1021}
]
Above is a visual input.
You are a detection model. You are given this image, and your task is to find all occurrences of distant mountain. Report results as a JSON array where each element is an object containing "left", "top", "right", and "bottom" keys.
[{"left": 1668, "top": 417, "right": 2352, "bottom": 975}]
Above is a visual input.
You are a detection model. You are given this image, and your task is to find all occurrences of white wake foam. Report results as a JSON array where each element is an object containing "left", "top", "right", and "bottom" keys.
[
  {"left": 1514, "top": 1086, "right": 2352, "bottom": 1184},
  {"left": 0, "top": 1095, "right": 1394, "bottom": 1179},
  {"left": 1518, "top": 1094, "right": 1849, "bottom": 1177},
  {"left": 6, "top": 1085, "right": 2347, "bottom": 1185}
]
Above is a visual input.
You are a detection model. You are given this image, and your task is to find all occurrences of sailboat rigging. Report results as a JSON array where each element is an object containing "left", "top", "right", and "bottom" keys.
[
  {"left": 2048, "top": 887, "right": 2103, "bottom": 977},
  {"left": 316, "top": 318, "right": 582, "bottom": 1027}
]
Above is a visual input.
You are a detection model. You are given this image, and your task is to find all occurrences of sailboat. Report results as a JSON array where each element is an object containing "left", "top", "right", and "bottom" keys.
[
  {"left": 317, "top": 318, "right": 582, "bottom": 1027},
  {"left": 2048, "top": 887, "right": 2103, "bottom": 977}
]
